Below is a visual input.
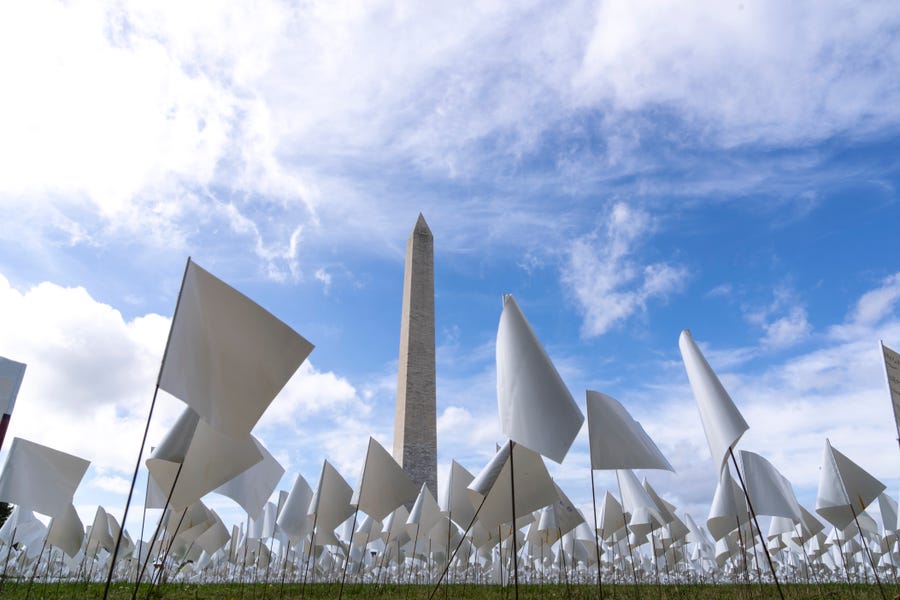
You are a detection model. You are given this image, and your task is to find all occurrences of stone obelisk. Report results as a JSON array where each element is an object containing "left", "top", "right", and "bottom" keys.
[{"left": 393, "top": 213, "right": 437, "bottom": 498}]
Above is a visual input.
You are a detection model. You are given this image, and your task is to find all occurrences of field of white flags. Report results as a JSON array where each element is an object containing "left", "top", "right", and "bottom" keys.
[{"left": 0, "top": 259, "right": 898, "bottom": 600}]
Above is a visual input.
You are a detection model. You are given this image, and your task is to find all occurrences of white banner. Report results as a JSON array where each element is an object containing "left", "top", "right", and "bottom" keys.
[{"left": 882, "top": 342, "right": 900, "bottom": 437}]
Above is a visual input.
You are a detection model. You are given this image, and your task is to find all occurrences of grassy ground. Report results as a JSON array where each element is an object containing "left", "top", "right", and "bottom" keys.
[{"left": 0, "top": 582, "right": 894, "bottom": 599}]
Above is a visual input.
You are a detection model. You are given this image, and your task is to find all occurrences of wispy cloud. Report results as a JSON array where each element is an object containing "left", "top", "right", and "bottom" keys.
[{"left": 562, "top": 202, "right": 688, "bottom": 337}]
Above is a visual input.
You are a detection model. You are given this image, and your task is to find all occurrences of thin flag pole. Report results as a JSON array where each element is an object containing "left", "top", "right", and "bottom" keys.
[
  {"left": 728, "top": 447, "right": 785, "bottom": 600},
  {"left": 338, "top": 506, "right": 360, "bottom": 600},
  {"left": 590, "top": 468, "right": 604, "bottom": 600},
  {"left": 103, "top": 257, "right": 192, "bottom": 600},
  {"left": 880, "top": 341, "right": 900, "bottom": 453},
  {"left": 851, "top": 500, "right": 888, "bottom": 599},
  {"left": 426, "top": 496, "right": 487, "bottom": 600},
  {"left": 132, "top": 461, "right": 185, "bottom": 599},
  {"left": 508, "top": 440, "right": 519, "bottom": 600}
]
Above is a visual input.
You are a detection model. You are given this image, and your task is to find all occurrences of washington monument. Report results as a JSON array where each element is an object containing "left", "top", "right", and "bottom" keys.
[{"left": 392, "top": 214, "right": 437, "bottom": 497}]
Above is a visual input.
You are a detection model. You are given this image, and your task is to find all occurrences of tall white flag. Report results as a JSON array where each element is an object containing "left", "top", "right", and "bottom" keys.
[
  {"left": 159, "top": 260, "right": 314, "bottom": 438},
  {"left": 0, "top": 437, "right": 89, "bottom": 518},
  {"left": 496, "top": 295, "right": 584, "bottom": 463},
  {"left": 881, "top": 342, "right": 900, "bottom": 439},
  {"left": 0, "top": 356, "right": 26, "bottom": 416},
  {"left": 0, "top": 357, "right": 26, "bottom": 451},
  {"left": 678, "top": 329, "right": 748, "bottom": 472}
]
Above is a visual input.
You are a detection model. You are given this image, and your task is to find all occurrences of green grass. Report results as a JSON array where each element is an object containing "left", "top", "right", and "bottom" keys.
[{"left": 0, "top": 582, "right": 894, "bottom": 599}]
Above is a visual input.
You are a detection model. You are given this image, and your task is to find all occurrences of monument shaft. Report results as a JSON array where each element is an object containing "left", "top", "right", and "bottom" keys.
[{"left": 393, "top": 214, "right": 437, "bottom": 498}]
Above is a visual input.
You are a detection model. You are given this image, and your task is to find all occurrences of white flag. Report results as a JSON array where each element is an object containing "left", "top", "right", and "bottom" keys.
[
  {"left": 678, "top": 329, "right": 748, "bottom": 472},
  {"left": 146, "top": 414, "right": 264, "bottom": 511},
  {"left": 443, "top": 460, "right": 476, "bottom": 529},
  {"left": 586, "top": 390, "right": 673, "bottom": 472},
  {"left": 159, "top": 260, "right": 314, "bottom": 437},
  {"left": 47, "top": 503, "right": 84, "bottom": 558},
  {"left": 882, "top": 342, "right": 900, "bottom": 437},
  {"left": 277, "top": 474, "right": 314, "bottom": 542},
  {"left": 816, "top": 438, "right": 885, "bottom": 529},
  {"left": 706, "top": 468, "right": 748, "bottom": 541},
  {"left": 351, "top": 437, "right": 418, "bottom": 521},
  {"left": 496, "top": 295, "right": 584, "bottom": 463},
  {"left": 309, "top": 460, "right": 355, "bottom": 548},
  {"left": 0, "top": 437, "right": 89, "bottom": 518},
  {"left": 616, "top": 469, "right": 666, "bottom": 538},
  {"left": 0, "top": 356, "right": 26, "bottom": 415},
  {"left": 407, "top": 483, "right": 442, "bottom": 539},
  {"left": 467, "top": 440, "right": 558, "bottom": 530},
  {"left": 213, "top": 437, "right": 285, "bottom": 517},
  {"left": 739, "top": 450, "right": 802, "bottom": 522}
]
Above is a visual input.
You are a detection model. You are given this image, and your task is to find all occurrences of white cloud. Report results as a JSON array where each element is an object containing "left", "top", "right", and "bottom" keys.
[
  {"left": 5, "top": 0, "right": 898, "bottom": 283},
  {"left": 562, "top": 202, "right": 688, "bottom": 337},
  {"left": 314, "top": 268, "right": 332, "bottom": 294},
  {"left": 745, "top": 286, "right": 812, "bottom": 349},
  {"left": 575, "top": 0, "right": 900, "bottom": 147},
  {"left": 843, "top": 272, "right": 900, "bottom": 329},
  {"left": 761, "top": 305, "right": 812, "bottom": 348},
  {"left": 91, "top": 474, "right": 131, "bottom": 495},
  {"left": 256, "top": 361, "right": 369, "bottom": 430},
  {"left": 0, "top": 273, "right": 179, "bottom": 473}
]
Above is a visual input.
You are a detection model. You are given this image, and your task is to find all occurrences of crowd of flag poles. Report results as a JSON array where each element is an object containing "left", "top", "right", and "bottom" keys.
[{"left": 0, "top": 258, "right": 898, "bottom": 600}]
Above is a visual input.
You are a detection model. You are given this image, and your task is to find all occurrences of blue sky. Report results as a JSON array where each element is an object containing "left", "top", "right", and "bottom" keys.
[{"left": 1, "top": 0, "right": 899, "bottom": 537}]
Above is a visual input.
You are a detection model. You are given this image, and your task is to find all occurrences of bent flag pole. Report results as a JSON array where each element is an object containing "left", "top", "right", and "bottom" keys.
[
  {"left": 880, "top": 341, "right": 900, "bottom": 450},
  {"left": 0, "top": 357, "right": 26, "bottom": 452}
]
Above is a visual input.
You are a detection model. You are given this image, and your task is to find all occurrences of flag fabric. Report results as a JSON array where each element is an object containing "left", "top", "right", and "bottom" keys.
[
  {"left": 443, "top": 460, "right": 476, "bottom": 529},
  {"left": 739, "top": 450, "right": 803, "bottom": 522},
  {"left": 146, "top": 415, "right": 264, "bottom": 511},
  {"left": 596, "top": 491, "right": 626, "bottom": 540},
  {"left": 159, "top": 260, "right": 314, "bottom": 438},
  {"left": 706, "top": 468, "right": 748, "bottom": 541},
  {"left": 195, "top": 510, "right": 231, "bottom": 556},
  {"left": 47, "top": 503, "right": 84, "bottom": 559},
  {"left": 308, "top": 460, "right": 355, "bottom": 548},
  {"left": 407, "top": 483, "right": 442, "bottom": 540},
  {"left": 0, "top": 357, "right": 26, "bottom": 451},
  {"left": 0, "top": 437, "right": 89, "bottom": 518},
  {"left": 496, "top": 295, "right": 584, "bottom": 463},
  {"left": 678, "top": 329, "right": 749, "bottom": 472},
  {"left": 882, "top": 342, "right": 900, "bottom": 438},
  {"left": 351, "top": 437, "right": 418, "bottom": 521},
  {"left": 547, "top": 482, "right": 585, "bottom": 539},
  {"left": 467, "top": 440, "right": 558, "bottom": 530},
  {"left": 586, "top": 390, "right": 674, "bottom": 472},
  {"left": 877, "top": 492, "right": 898, "bottom": 533},
  {"left": 86, "top": 505, "right": 115, "bottom": 555},
  {"left": 213, "top": 437, "right": 285, "bottom": 517},
  {"left": 0, "top": 356, "right": 26, "bottom": 416},
  {"left": 616, "top": 469, "right": 666, "bottom": 538},
  {"left": 816, "top": 438, "right": 885, "bottom": 529},
  {"left": 382, "top": 505, "right": 411, "bottom": 545},
  {"left": 277, "top": 474, "right": 314, "bottom": 543}
]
